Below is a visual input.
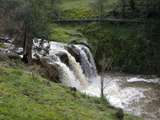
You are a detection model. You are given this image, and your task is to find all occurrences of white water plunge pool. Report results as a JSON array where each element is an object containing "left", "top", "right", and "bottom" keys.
[{"left": 81, "top": 73, "right": 160, "bottom": 120}]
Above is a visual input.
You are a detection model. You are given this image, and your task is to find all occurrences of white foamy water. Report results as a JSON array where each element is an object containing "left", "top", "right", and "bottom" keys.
[
  {"left": 66, "top": 52, "right": 88, "bottom": 87},
  {"left": 74, "top": 45, "right": 98, "bottom": 79},
  {"left": 127, "top": 77, "right": 160, "bottom": 84},
  {"left": 81, "top": 74, "right": 160, "bottom": 120},
  {"left": 55, "top": 61, "right": 81, "bottom": 89},
  {"left": 32, "top": 40, "right": 93, "bottom": 89}
]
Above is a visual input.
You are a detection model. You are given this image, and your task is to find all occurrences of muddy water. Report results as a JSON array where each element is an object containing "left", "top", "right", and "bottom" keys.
[{"left": 82, "top": 73, "right": 160, "bottom": 120}]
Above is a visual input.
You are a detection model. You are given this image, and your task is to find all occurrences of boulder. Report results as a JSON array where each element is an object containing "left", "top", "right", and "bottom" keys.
[
  {"left": 67, "top": 45, "right": 81, "bottom": 63},
  {"left": 69, "top": 40, "right": 91, "bottom": 51},
  {"left": 0, "top": 52, "right": 8, "bottom": 61},
  {"left": 55, "top": 52, "right": 69, "bottom": 65},
  {"left": 0, "top": 51, "right": 21, "bottom": 61},
  {"left": 39, "top": 58, "right": 59, "bottom": 83}
]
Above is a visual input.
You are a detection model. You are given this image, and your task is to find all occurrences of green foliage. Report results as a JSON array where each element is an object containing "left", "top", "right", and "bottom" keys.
[
  {"left": 60, "top": 0, "right": 91, "bottom": 10},
  {"left": 62, "top": 8, "right": 95, "bottom": 19},
  {"left": 49, "top": 25, "right": 73, "bottom": 42},
  {"left": 80, "top": 20, "right": 160, "bottom": 75},
  {"left": 0, "top": 0, "right": 57, "bottom": 39},
  {"left": 0, "top": 43, "right": 6, "bottom": 48},
  {"left": 14, "top": 0, "right": 55, "bottom": 39},
  {"left": 49, "top": 24, "right": 87, "bottom": 43},
  {"left": 81, "top": 23, "right": 151, "bottom": 74},
  {"left": 60, "top": 0, "right": 118, "bottom": 19}
]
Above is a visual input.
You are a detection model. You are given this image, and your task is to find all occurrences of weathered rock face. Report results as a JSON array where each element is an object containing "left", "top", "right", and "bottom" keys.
[
  {"left": 39, "top": 58, "right": 59, "bottom": 83},
  {"left": 0, "top": 42, "right": 21, "bottom": 61},
  {"left": 55, "top": 52, "right": 69, "bottom": 65},
  {"left": 0, "top": 36, "right": 12, "bottom": 43},
  {"left": 0, "top": 39, "right": 98, "bottom": 89},
  {"left": 67, "top": 44, "right": 97, "bottom": 79},
  {"left": 0, "top": 52, "right": 8, "bottom": 61},
  {"left": 67, "top": 45, "right": 81, "bottom": 63}
]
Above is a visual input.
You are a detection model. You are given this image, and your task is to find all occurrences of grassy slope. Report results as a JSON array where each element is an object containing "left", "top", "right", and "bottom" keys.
[
  {"left": 49, "top": 24, "right": 83, "bottom": 42},
  {"left": 60, "top": 0, "right": 118, "bottom": 11},
  {"left": 60, "top": 0, "right": 91, "bottom": 10},
  {"left": 60, "top": 0, "right": 118, "bottom": 18},
  {"left": 0, "top": 61, "right": 141, "bottom": 120}
]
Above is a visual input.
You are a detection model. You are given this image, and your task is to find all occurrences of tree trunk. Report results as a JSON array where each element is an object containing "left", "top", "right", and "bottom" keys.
[
  {"left": 121, "top": 0, "right": 126, "bottom": 18},
  {"left": 99, "top": 0, "right": 103, "bottom": 25},
  {"left": 100, "top": 75, "right": 104, "bottom": 99},
  {"left": 22, "top": 24, "right": 32, "bottom": 64}
]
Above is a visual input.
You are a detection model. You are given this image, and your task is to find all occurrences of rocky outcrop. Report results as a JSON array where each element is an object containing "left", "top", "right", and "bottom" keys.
[
  {"left": 67, "top": 45, "right": 81, "bottom": 63},
  {"left": 56, "top": 52, "right": 69, "bottom": 65},
  {"left": 69, "top": 40, "right": 92, "bottom": 51},
  {"left": 39, "top": 58, "right": 59, "bottom": 83},
  {"left": 0, "top": 36, "right": 12, "bottom": 43},
  {"left": 0, "top": 39, "right": 98, "bottom": 88}
]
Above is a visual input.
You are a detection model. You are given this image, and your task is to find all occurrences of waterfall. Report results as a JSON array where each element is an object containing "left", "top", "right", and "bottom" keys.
[
  {"left": 73, "top": 45, "right": 98, "bottom": 80},
  {"left": 55, "top": 61, "right": 81, "bottom": 89},
  {"left": 32, "top": 39, "right": 98, "bottom": 89},
  {"left": 65, "top": 51, "right": 88, "bottom": 87}
]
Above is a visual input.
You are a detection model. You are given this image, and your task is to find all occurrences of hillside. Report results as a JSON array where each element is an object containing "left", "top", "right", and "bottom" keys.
[
  {"left": 59, "top": 0, "right": 118, "bottom": 18},
  {"left": 0, "top": 60, "right": 141, "bottom": 120}
]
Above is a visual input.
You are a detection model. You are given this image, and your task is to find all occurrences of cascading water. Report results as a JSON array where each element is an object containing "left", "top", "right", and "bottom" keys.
[
  {"left": 65, "top": 51, "right": 88, "bottom": 87},
  {"left": 72, "top": 45, "right": 98, "bottom": 80},
  {"left": 32, "top": 39, "right": 97, "bottom": 89},
  {"left": 55, "top": 61, "right": 81, "bottom": 89}
]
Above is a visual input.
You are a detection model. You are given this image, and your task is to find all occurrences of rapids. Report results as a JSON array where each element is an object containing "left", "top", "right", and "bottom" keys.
[{"left": 82, "top": 73, "right": 160, "bottom": 120}]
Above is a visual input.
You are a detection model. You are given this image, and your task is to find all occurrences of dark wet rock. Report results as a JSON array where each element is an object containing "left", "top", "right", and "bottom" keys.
[
  {"left": 56, "top": 52, "right": 69, "bottom": 65},
  {"left": 67, "top": 45, "right": 81, "bottom": 63},
  {"left": 70, "top": 87, "right": 77, "bottom": 92},
  {"left": 0, "top": 52, "right": 20, "bottom": 61},
  {"left": 0, "top": 52, "right": 8, "bottom": 61},
  {"left": 69, "top": 40, "right": 91, "bottom": 51},
  {"left": 116, "top": 108, "right": 124, "bottom": 120},
  {"left": 0, "top": 36, "right": 12, "bottom": 43},
  {"left": 39, "top": 58, "right": 59, "bottom": 82},
  {"left": 7, "top": 53, "right": 21, "bottom": 60},
  {"left": 33, "top": 39, "right": 50, "bottom": 57}
]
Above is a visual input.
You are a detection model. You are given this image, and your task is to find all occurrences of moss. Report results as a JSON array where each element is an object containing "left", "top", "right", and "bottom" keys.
[
  {"left": 62, "top": 8, "right": 95, "bottom": 19},
  {"left": 49, "top": 24, "right": 87, "bottom": 43},
  {"left": 60, "top": 0, "right": 119, "bottom": 19},
  {"left": 0, "top": 43, "right": 6, "bottom": 48},
  {"left": 0, "top": 64, "right": 142, "bottom": 120}
]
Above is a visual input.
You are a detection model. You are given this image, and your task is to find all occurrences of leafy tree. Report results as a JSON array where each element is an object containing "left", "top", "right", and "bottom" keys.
[
  {"left": 0, "top": 0, "right": 57, "bottom": 63},
  {"left": 15, "top": 0, "right": 56, "bottom": 63}
]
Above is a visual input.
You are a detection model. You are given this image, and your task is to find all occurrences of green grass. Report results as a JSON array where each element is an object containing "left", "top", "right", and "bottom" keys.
[
  {"left": 60, "top": 0, "right": 119, "bottom": 18},
  {"left": 0, "top": 63, "right": 142, "bottom": 120},
  {"left": 0, "top": 43, "right": 6, "bottom": 48},
  {"left": 49, "top": 24, "right": 88, "bottom": 43},
  {"left": 60, "top": 0, "right": 91, "bottom": 10}
]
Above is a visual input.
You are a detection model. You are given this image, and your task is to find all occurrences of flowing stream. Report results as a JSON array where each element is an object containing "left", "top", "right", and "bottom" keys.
[
  {"left": 82, "top": 73, "right": 160, "bottom": 120},
  {"left": 2, "top": 39, "right": 159, "bottom": 120}
]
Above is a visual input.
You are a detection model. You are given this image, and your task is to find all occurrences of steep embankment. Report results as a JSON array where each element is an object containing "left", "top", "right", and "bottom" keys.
[{"left": 0, "top": 60, "right": 141, "bottom": 120}]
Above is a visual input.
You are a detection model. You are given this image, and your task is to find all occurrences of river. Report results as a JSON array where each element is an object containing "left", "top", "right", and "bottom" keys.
[{"left": 82, "top": 73, "right": 160, "bottom": 120}]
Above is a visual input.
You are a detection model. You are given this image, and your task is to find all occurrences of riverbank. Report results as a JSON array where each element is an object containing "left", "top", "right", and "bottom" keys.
[
  {"left": 82, "top": 73, "right": 160, "bottom": 120},
  {"left": 0, "top": 60, "right": 141, "bottom": 120}
]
